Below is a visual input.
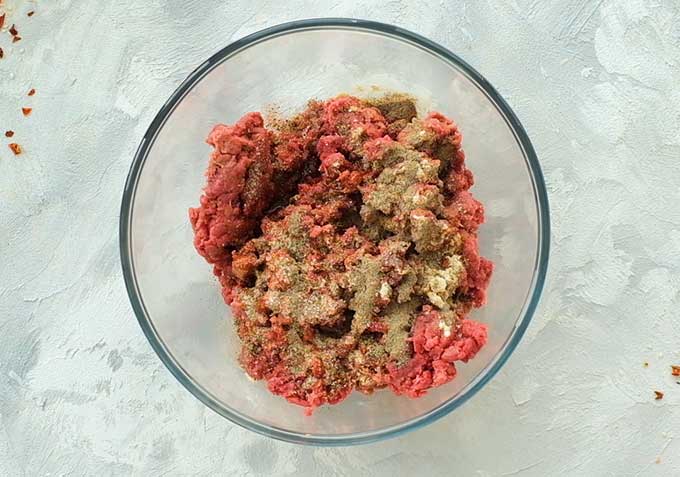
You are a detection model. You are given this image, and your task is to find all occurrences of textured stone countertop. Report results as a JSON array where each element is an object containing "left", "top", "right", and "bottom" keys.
[{"left": 1, "top": 0, "right": 679, "bottom": 475}]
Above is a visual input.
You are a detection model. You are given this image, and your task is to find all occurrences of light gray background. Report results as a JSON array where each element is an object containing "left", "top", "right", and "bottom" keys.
[{"left": 1, "top": 0, "right": 679, "bottom": 475}]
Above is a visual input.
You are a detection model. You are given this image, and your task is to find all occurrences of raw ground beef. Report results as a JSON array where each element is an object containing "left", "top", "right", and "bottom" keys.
[{"left": 190, "top": 94, "right": 492, "bottom": 413}]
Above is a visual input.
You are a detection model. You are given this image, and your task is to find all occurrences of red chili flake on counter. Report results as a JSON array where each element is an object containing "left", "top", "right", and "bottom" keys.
[
  {"left": 5, "top": 130, "right": 14, "bottom": 138},
  {"left": 0, "top": 13, "right": 5, "bottom": 29},
  {"left": 9, "top": 24, "right": 17, "bottom": 36},
  {"left": 672, "top": 365, "right": 680, "bottom": 377},
  {"left": 28, "top": 88, "right": 36, "bottom": 96},
  {"left": 654, "top": 390, "right": 664, "bottom": 400},
  {"left": 22, "top": 107, "right": 32, "bottom": 116},
  {"left": 12, "top": 35, "right": 21, "bottom": 43},
  {"left": 8, "top": 143, "right": 22, "bottom": 155},
  {"left": 27, "top": 11, "right": 35, "bottom": 17},
  {"left": 0, "top": 47, "right": 4, "bottom": 59}
]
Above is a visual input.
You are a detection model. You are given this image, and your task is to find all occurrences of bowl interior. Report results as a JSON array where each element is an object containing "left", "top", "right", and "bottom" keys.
[{"left": 124, "top": 24, "right": 544, "bottom": 440}]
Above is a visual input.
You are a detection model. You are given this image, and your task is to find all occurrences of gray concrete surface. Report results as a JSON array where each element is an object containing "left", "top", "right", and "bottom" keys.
[{"left": 1, "top": 0, "right": 679, "bottom": 475}]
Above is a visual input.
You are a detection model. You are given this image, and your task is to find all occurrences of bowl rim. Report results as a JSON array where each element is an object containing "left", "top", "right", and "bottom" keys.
[{"left": 119, "top": 17, "right": 550, "bottom": 446}]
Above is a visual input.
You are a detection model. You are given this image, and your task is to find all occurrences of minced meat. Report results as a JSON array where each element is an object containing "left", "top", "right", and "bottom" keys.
[{"left": 189, "top": 93, "right": 492, "bottom": 413}]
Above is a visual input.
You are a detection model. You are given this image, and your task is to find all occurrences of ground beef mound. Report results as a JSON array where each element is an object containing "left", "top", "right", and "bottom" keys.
[{"left": 190, "top": 94, "right": 493, "bottom": 413}]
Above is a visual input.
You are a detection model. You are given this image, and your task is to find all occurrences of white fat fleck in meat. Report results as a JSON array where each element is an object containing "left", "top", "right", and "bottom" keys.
[
  {"left": 379, "top": 282, "right": 392, "bottom": 300},
  {"left": 438, "top": 319, "right": 452, "bottom": 337}
]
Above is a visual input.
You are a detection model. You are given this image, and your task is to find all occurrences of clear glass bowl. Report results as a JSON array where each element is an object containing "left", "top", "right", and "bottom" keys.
[{"left": 120, "top": 18, "right": 549, "bottom": 445}]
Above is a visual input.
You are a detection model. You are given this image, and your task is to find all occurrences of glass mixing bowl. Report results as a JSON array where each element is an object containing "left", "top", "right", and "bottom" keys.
[{"left": 120, "top": 18, "right": 550, "bottom": 445}]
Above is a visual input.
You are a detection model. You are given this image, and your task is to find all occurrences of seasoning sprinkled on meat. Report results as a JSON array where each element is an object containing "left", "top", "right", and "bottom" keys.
[{"left": 190, "top": 94, "right": 492, "bottom": 413}]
